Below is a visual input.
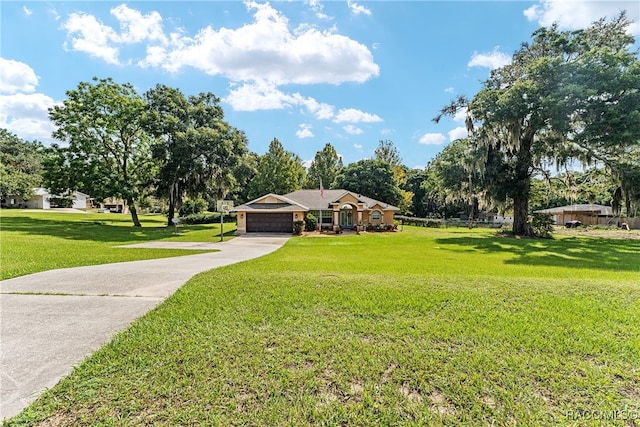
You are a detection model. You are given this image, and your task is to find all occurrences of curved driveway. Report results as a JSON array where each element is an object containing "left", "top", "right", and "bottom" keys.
[{"left": 0, "top": 235, "right": 289, "bottom": 420}]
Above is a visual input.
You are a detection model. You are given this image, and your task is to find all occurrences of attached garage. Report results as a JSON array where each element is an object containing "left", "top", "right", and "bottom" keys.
[{"left": 246, "top": 213, "right": 292, "bottom": 233}]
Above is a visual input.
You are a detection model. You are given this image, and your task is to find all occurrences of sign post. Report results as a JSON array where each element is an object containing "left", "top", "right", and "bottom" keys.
[
  {"left": 171, "top": 217, "right": 180, "bottom": 234},
  {"left": 216, "top": 200, "right": 234, "bottom": 242}
]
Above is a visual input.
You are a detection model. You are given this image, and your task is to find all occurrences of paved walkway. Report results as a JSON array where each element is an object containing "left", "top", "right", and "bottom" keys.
[{"left": 0, "top": 235, "right": 290, "bottom": 420}]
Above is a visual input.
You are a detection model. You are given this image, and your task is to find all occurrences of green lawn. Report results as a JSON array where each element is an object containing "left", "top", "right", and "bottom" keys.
[
  {"left": 5, "top": 226, "right": 640, "bottom": 426},
  {"left": 0, "top": 210, "right": 235, "bottom": 280}
]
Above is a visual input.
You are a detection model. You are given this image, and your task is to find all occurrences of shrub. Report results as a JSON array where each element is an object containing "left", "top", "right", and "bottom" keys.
[
  {"left": 293, "top": 220, "right": 305, "bottom": 235},
  {"left": 305, "top": 213, "right": 318, "bottom": 232},
  {"left": 531, "top": 213, "right": 554, "bottom": 238},
  {"left": 181, "top": 212, "right": 218, "bottom": 224},
  {"left": 179, "top": 197, "right": 208, "bottom": 217}
]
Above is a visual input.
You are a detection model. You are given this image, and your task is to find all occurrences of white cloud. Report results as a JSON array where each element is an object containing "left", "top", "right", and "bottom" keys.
[
  {"left": 62, "top": 4, "right": 169, "bottom": 65},
  {"left": 452, "top": 107, "right": 468, "bottom": 123},
  {"left": 468, "top": 47, "right": 511, "bottom": 69},
  {"left": 110, "top": 4, "right": 167, "bottom": 45},
  {"left": 49, "top": 8, "right": 60, "bottom": 21},
  {"left": 448, "top": 126, "right": 468, "bottom": 142},
  {"left": 224, "top": 80, "right": 335, "bottom": 120},
  {"left": 444, "top": 87, "right": 454, "bottom": 93},
  {"left": 62, "top": 2, "right": 379, "bottom": 85},
  {"left": 0, "top": 58, "right": 39, "bottom": 94},
  {"left": 419, "top": 133, "right": 446, "bottom": 145},
  {"left": 343, "top": 124, "right": 363, "bottom": 135},
  {"left": 143, "top": 2, "right": 379, "bottom": 85},
  {"left": 333, "top": 108, "right": 382, "bottom": 123},
  {"left": 302, "top": 159, "right": 313, "bottom": 169},
  {"left": 23, "top": 6, "right": 32, "bottom": 16},
  {"left": 0, "top": 93, "right": 57, "bottom": 142},
  {"left": 296, "top": 123, "right": 314, "bottom": 139},
  {"left": 298, "top": 96, "right": 334, "bottom": 120},
  {"left": 62, "top": 12, "right": 121, "bottom": 64},
  {"left": 354, "top": 143, "right": 362, "bottom": 149},
  {"left": 224, "top": 81, "right": 293, "bottom": 111},
  {"left": 0, "top": 59, "right": 58, "bottom": 142},
  {"left": 348, "top": 0, "right": 372, "bottom": 16},
  {"left": 305, "top": 0, "right": 330, "bottom": 20},
  {"left": 524, "top": 0, "right": 640, "bottom": 35}
]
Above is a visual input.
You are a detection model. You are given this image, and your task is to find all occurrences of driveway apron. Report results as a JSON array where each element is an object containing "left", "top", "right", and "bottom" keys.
[{"left": 0, "top": 235, "right": 289, "bottom": 420}]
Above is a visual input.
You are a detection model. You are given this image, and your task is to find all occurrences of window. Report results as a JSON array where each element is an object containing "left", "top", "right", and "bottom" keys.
[
  {"left": 372, "top": 211, "right": 381, "bottom": 220},
  {"left": 311, "top": 210, "right": 333, "bottom": 224}
]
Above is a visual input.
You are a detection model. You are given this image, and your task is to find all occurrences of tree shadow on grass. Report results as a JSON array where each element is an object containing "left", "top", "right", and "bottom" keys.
[
  {"left": 435, "top": 234, "right": 640, "bottom": 273},
  {"left": 0, "top": 215, "right": 203, "bottom": 244}
]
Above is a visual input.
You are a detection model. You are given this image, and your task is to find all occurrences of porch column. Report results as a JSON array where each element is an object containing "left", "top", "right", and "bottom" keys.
[
  {"left": 357, "top": 210, "right": 363, "bottom": 227},
  {"left": 333, "top": 210, "right": 339, "bottom": 225}
]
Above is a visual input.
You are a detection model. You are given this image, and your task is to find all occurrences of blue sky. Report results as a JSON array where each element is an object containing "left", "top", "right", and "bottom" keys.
[{"left": 1, "top": 1, "right": 639, "bottom": 168}]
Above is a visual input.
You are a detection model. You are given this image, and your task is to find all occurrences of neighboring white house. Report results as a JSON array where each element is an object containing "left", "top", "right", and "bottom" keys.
[{"left": 16, "top": 188, "right": 90, "bottom": 210}]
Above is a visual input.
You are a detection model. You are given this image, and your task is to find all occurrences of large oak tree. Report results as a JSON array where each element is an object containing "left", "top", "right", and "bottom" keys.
[
  {"left": 49, "top": 77, "right": 153, "bottom": 226},
  {"left": 435, "top": 13, "right": 640, "bottom": 235},
  {"left": 144, "top": 85, "right": 249, "bottom": 225}
]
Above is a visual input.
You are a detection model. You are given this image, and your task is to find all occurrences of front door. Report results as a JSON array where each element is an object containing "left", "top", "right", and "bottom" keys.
[{"left": 339, "top": 209, "right": 353, "bottom": 229}]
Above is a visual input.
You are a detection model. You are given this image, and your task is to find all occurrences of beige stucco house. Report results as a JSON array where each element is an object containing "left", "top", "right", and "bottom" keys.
[
  {"left": 535, "top": 204, "right": 614, "bottom": 226},
  {"left": 233, "top": 189, "right": 399, "bottom": 234}
]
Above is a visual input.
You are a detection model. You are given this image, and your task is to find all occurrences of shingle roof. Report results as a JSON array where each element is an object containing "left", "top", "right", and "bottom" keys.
[
  {"left": 233, "top": 193, "right": 308, "bottom": 212},
  {"left": 535, "top": 204, "right": 614, "bottom": 215},
  {"left": 284, "top": 189, "right": 399, "bottom": 211},
  {"left": 233, "top": 189, "right": 400, "bottom": 212}
]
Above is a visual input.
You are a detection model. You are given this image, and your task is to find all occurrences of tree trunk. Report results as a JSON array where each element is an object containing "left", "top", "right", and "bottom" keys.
[
  {"left": 512, "top": 193, "right": 533, "bottom": 236},
  {"left": 511, "top": 133, "right": 534, "bottom": 237},
  {"left": 166, "top": 184, "right": 177, "bottom": 227},
  {"left": 127, "top": 197, "right": 141, "bottom": 227}
]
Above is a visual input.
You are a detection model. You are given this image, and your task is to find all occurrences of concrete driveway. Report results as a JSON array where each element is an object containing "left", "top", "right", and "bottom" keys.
[{"left": 0, "top": 235, "right": 290, "bottom": 420}]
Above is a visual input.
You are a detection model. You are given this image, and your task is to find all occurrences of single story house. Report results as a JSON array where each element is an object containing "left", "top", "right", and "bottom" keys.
[
  {"left": 233, "top": 189, "right": 399, "bottom": 234},
  {"left": 534, "top": 204, "right": 614, "bottom": 226},
  {"left": 3, "top": 188, "right": 90, "bottom": 210}
]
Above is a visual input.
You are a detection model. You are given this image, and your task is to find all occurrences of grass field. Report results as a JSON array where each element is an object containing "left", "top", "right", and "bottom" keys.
[
  {"left": 5, "top": 225, "right": 639, "bottom": 426},
  {"left": 0, "top": 210, "right": 235, "bottom": 280}
]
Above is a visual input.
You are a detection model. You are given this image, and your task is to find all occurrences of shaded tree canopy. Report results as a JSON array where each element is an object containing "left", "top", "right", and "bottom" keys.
[
  {"left": 303, "top": 142, "right": 343, "bottom": 189},
  {"left": 247, "top": 138, "right": 305, "bottom": 200},
  {"left": 334, "top": 159, "right": 402, "bottom": 206},
  {"left": 145, "top": 84, "right": 249, "bottom": 225},
  {"left": 0, "top": 129, "right": 43, "bottom": 201},
  {"left": 48, "top": 77, "right": 153, "bottom": 226},
  {"left": 434, "top": 13, "right": 640, "bottom": 235}
]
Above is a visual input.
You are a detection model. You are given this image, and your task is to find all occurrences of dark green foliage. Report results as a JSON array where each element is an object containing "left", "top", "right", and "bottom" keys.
[
  {"left": 292, "top": 220, "right": 304, "bottom": 235},
  {"left": 0, "top": 129, "right": 43, "bottom": 201},
  {"left": 48, "top": 77, "right": 152, "bottom": 227},
  {"left": 178, "top": 198, "right": 208, "bottom": 217},
  {"left": 145, "top": 84, "right": 250, "bottom": 226},
  {"left": 304, "top": 213, "right": 318, "bottom": 232},
  {"left": 303, "top": 143, "right": 343, "bottom": 189},
  {"left": 248, "top": 139, "right": 305, "bottom": 199},
  {"left": 434, "top": 13, "right": 640, "bottom": 235},
  {"left": 180, "top": 212, "right": 233, "bottom": 225},
  {"left": 531, "top": 213, "right": 555, "bottom": 239},
  {"left": 334, "top": 159, "right": 402, "bottom": 206}
]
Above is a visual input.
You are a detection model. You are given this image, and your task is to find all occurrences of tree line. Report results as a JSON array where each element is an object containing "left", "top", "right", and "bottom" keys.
[{"left": 1, "top": 14, "right": 638, "bottom": 235}]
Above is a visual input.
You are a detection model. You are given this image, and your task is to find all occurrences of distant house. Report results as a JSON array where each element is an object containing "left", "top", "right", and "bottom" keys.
[
  {"left": 4, "top": 188, "right": 91, "bottom": 210},
  {"left": 534, "top": 204, "right": 614, "bottom": 226},
  {"left": 233, "top": 189, "right": 399, "bottom": 234},
  {"left": 476, "top": 212, "right": 514, "bottom": 225}
]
